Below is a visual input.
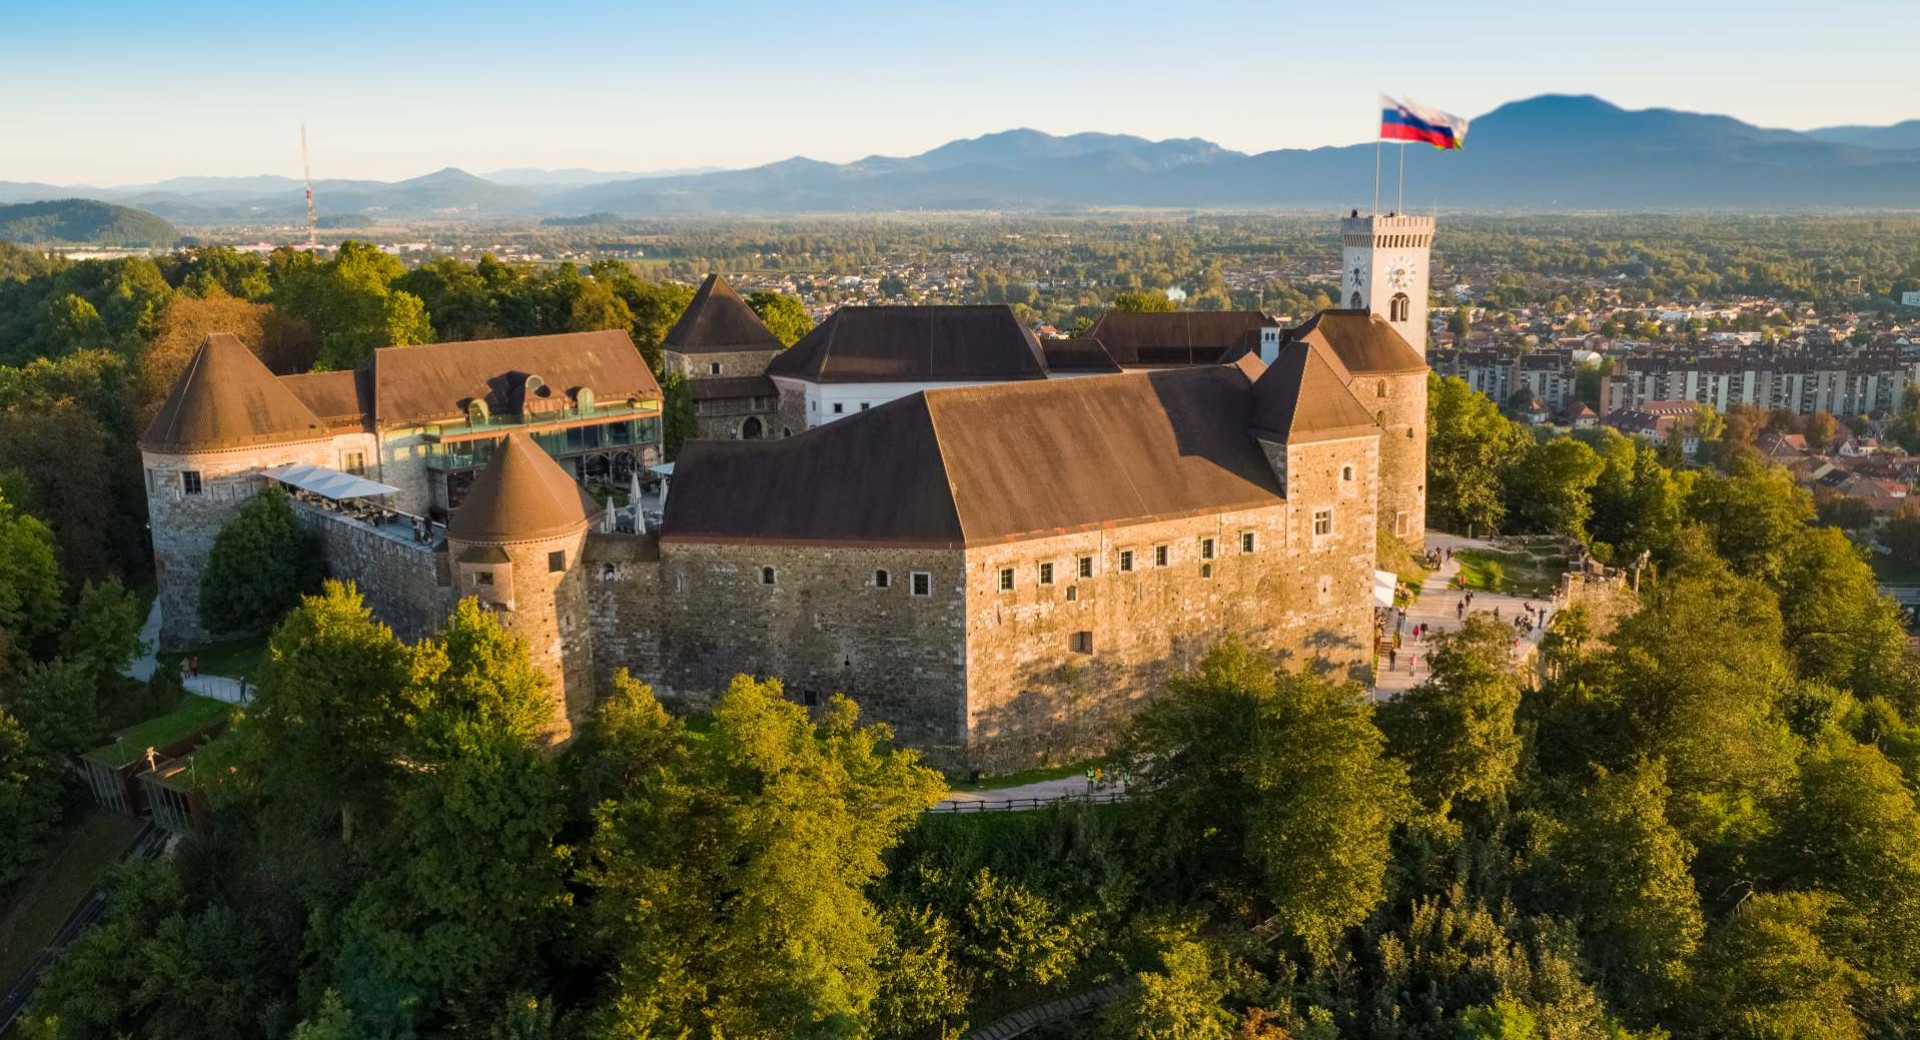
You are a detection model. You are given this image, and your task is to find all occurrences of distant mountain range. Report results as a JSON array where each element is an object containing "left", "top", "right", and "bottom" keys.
[{"left": 1, "top": 96, "right": 1916, "bottom": 232}]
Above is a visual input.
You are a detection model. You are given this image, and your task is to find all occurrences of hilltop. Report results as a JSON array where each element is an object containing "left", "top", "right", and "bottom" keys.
[{"left": 0, "top": 198, "right": 178, "bottom": 246}]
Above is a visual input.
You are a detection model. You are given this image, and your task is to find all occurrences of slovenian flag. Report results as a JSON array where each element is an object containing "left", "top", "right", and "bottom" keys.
[{"left": 1380, "top": 95, "right": 1469, "bottom": 150}]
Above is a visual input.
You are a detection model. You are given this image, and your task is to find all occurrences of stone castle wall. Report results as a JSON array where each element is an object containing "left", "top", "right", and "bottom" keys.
[
  {"left": 144, "top": 437, "right": 344, "bottom": 648},
  {"left": 666, "top": 347, "right": 782, "bottom": 381},
  {"left": 1359, "top": 371, "right": 1429, "bottom": 551},
  {"left": 448, "top": 527, "right": 595, "bottom": 744},
  {"left": 294, "top": 503, "right": 450, "bottom": 643},
  {"left": 587, "top": 538, "right": 970, "bottom": 758}
]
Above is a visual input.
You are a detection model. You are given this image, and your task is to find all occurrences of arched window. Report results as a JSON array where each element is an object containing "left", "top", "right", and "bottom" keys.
[
  {"left": 1376, "top": 380, "right": 1388, "bottom": 398},
  {"left": 467, "top": 399, "right": 489, "bottom": 425},
  {"left": 575, "top": 387, "right": 595, "bottom": 415},
  {"left": 1389, "top": 293, "right": 1410, "bottom": 322},
  {"left": 741, "top": 416, "right": 764, "bottom": 439},
  {"left": 1349, "top": 291, "right": 1363, "bottom": 309},
  {"left": 1342, "top": 464, "right": 1354, "bottom": 482}
]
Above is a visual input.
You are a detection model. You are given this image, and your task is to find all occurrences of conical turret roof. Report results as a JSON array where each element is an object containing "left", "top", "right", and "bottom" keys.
[
  {"left": 662, "top": 273, "right": 783, "bottom": 354},
  {"left": 446, "top": 432, "right": 599, "bottom": 542},
  {"left": 141, "top": 333, "right": 330, "bottom": 452}
]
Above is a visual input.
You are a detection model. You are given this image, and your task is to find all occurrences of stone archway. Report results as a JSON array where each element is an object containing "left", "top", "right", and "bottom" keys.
[{"left": 741, "top": 416, "right": 765, "bottom": 440}]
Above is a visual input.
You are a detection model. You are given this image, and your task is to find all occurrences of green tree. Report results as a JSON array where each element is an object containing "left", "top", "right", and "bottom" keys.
[
  {"left": 660, "top": 368, "right": 698, "bottom": 459},
  {"left": 1377, "top": 615, "right": 1523, "bottom": 814},
  {"left": 1503, "top": 437, "right": 1605, "bottom": 541},
  {"left": 1692, "top": 892, "right": 1865, "bottom": 1040},
  {"left": 0, "top": 707, "right": 58, "bottom": 884},
  {"left": 1427, "top": 375, "right": 1530, "bottom": 534},
  {"left": 1120, "top": 642, "right": 1411, "bottom": 960},
  {"left": 1101, "top": 937, "right": 1234, "bottom": 1040},
  {"left": 1111, "top": 290, "right": 1177, "bottom": 313},
  {"left": 1688, "top": 461, "right": 1815, "bottom": 589},
  {"left": 1556, "top": 759, "right": 1704, "bottom": 1018},
  {"left": 581, "top": 676, "right": 945, "bottom": 1039},
  {"left": 1776, "top": 526, "right": 1912, "bottom": 700},
  {"left": 747, "top": 290, "right": 814, "bottom": 347},
  {"left": 0, "top": 488, "right": 64, "bottom": 659},
  {"left": 198, "top": 485, "right": 326, "bottom": 638}
]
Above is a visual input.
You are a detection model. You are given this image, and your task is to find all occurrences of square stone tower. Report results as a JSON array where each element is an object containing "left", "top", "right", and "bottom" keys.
[{"left": 1341, "top": 213, "right": 1434, "bottom": 355}]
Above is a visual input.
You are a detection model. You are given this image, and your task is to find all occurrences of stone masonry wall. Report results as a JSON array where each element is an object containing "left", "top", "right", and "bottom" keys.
[
  {"left": 447, "top": 527, "right": 594, "bottom": 744},
  {"left": 1358, "top": 371, "right": 1428, "bottom": 551},
  {"left": 294, "top": 502, "right": 451, "bottom": 643},
  {"left": 588, "top": 538, "right": 970, "bottom": 760},
  {"left": 960, "top": 433, "right": 1377, "bottom": 772},
  {"left": 666, "top": 347, "right": 782, "bottom": 380},
  {"left": 145, "top": 437, "right": 344, "bottom": 648}
]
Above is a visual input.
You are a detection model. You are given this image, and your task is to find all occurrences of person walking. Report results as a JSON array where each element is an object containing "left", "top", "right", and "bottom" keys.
[{"left": 1388, "top": 647, "right": 1397, "bottom": 670}]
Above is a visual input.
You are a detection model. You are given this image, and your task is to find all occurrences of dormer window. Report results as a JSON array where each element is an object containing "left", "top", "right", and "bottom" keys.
[
  {"left": 575, "top": 387, "right": 595, "bottom": 414},
  {"left": 467, "top": 399, "right": 490, "bottom": 425},
  {"left": 524, "top": 374, "right": 546, "bottom": 397}
]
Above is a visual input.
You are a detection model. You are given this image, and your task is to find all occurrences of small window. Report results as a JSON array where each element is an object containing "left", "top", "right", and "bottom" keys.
[
  {"left": 548, "top": 550, "right": 566, "bottom": 573},
  {"left": 874, "top": 569, "right": 891, "bottom": 589},
  {"left": 1119, "top": 550, "right": 1135, "bottom": 573},
  {"left": 709, "top": 362, "right": 722, "bottom": 376},
  {"left": 181, "top": 471, "right": 202, "bottom": 496},
  {"left": 1390, "top": 292, "right": 1410, "bottom": 322},
  {"left": 1066, "top": 586, "right": 1079, "bottom": 602},
  {"left": 1069, "top": 631, "right": 1094, "bottom": 654},
  {"left": 760, "top": 566, "right": 777, "bottom": 586},
  {"left": 1077, "top": 555, "right": 1094, "bottom": 579},
  {"left": 1038, "top": 562, "right": 1054, "bottom": 585},
  {"left": 144, "top": 467, "right": 155, "bottom": 493},
  {"left": 1201, "top": 562, "right": 1214, "bottom": 579},
  {"left": 474, "top": 571, "right": 494, "bottom": 587},
  {"left": 1376, "top": 380, "right": 1387, "bottom": 398},
  {"left": 1341, "top": 465, "right": 1354, "bottom": 482},
  {"left": 998, "top": 567, "right": 1014, "bottom": 592},
  {"left": 832, "top": 402, "right": 844, "bottom": 414},
  {"left": 1200, "top": 537, "right": 1215, "bottom": 561},
  {"left": 342, "top": 451, "right": 367, "bottom": 476},
  {"left": 1153, "top": 545, "right": 1169, "bottom": 568},
  {"left": 1313, "top": 509, "right": 1333, "bottom": 537},
  {"left": 1241, "top": 531, "right": 1257, "bottom": 553},
  {"left": 911, "top": 571, "right": 932, "bottom": 597},
  {"left": 860, "top": 403, "right": 871, "bottom": 411}
]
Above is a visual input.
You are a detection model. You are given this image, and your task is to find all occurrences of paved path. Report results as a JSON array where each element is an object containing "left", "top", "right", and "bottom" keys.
[
  {"left": 124, "top": 598, "right": 162, "bottom": 682},
  {"left": 1374, "top": 533, "right": 1551, "bottom": 699},
  {"left": 933, "top": 773, "right": 1127, "bottom": 812}
]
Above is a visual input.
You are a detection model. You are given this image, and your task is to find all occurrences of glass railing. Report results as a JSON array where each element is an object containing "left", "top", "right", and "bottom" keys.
[
  {"left": 426, "top": 416, "right": 662, "bottom": 471},
  {"left": 426, "top": 397, "right": 662, "bottom": 441}
]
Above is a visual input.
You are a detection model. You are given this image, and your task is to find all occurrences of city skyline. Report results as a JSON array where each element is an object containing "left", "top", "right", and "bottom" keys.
[{"left": 3, "top": 0, "right": 1915, "bottom": 184}]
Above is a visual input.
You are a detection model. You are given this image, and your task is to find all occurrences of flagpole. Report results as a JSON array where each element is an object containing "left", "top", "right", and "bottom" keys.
[
  {"left": 1397, "top": 142, "right": 1406, "bottom": 213},
  {"left": 1372, "top": 138, "right": 1381, "bottom": 216}
]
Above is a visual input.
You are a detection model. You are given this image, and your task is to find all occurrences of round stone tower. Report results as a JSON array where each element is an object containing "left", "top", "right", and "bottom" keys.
[
  {"left": 141, "top": 333, "right": 335, "bottom": 648},
  {"left": 444, "top": 432, "right": 600, "bottom": 743}
]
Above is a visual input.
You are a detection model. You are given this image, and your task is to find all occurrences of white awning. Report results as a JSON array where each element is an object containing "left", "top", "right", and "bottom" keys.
[
  {"left": 1373, "top": 569, "right": 1398, "bottom": 608},
  {"left": 265, "top": 462, "right": 401, "bottom": 501},
  {"left": 648, "top": 462, "right": 675, "bottom": 478}
]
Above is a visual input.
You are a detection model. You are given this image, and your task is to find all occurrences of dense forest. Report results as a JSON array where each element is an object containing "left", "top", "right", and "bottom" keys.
[
  {"left": 0, "top": 229, "right": 1918, "bottom": 1039},
  {"left": 0, "top": 200, "right": 179, "bottom": 248}
]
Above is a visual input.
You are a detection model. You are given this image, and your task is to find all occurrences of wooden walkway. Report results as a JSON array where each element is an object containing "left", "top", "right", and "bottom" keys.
[{"left": 961, "top": 982, "right": 1127, "bottom": 1040}]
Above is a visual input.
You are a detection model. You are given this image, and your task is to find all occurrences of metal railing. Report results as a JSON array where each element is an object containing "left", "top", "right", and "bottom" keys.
[{"left": 926, "top": 789, "right": 1129, "bottom": 813}]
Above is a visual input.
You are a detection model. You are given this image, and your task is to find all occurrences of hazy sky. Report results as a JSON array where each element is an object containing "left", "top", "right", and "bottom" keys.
[{"left": 3, "top": 0, "right": 1914, "bottom": 184}]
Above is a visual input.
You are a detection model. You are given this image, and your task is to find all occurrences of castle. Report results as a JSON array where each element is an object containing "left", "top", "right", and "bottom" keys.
[{"left": 141, "top": 213, "right": 1432, "bottom": 765}]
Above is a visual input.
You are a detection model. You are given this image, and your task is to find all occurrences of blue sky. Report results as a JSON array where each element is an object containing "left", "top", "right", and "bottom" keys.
[{"left": 2, "top": 0, "right": 1914, "bottom": 184}]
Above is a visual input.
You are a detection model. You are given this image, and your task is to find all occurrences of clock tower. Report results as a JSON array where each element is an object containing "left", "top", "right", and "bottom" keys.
[{"left": 1340, "top": 212, "right": 1434, "bottom": 357}]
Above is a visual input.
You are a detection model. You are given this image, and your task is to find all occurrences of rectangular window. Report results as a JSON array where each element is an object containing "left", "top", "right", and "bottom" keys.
[
  {"left": 874, "top": 569, "right": 891, "bottom": 589},
  {"left": 1241, "top": 531, "right": 1257, "bottom": 553},
  {"left": 832, "top": 402, "right": 844, "bottom": 414},
  {"left": 474, "top": 571, "right": 494, "bottom": 587},
  {"left": 998, "top": 567, "right": 1014, "bottom": 592},
  {"left": 1038, "top": 562, "right": 1054, "bottom": 585},
  {"left": 144, "top": 467, "right": 155, "bottom": 493},
  {"left": 860, "top": 403, "right": 871, "bottom": 411},
  {"left": 1201, "top": 537, "right": 1215, "bottom": 561},
  {"left": 709, "top": 362, "right": 722, "bottom": 376},
  {"left": 1201, "top": 562, "right": 1214, "bottom": 580},
  {"left": 1077, "top": 555, "right": 1094, "bottom": 579},
  {"left": 342, "top": 451, "right": 367, "bottom": 476},
  {"left": 1153, "top": 544, "right": 1169, "bottom": 568},
  {"left": 1069, "top": 631, "right": 1094, "bottom": 654},
  {"left": 548, "top": 550, "right": 566, "bottom": 573},
  {"left": 1313, "top": 509, "right": 1333, "bottom": 537},
  {"left": 181, "top": 471, "right": 202, "bottom": 496},
  {"left": 910, "top": 571, "right": 932, "bottom": 597},
  {"left": 1118, "top": 549, "right": 1134, "bottom": 573}
]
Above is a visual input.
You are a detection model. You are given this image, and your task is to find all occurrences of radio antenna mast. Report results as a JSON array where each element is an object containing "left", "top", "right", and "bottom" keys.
[{"left": 301, "top": 124, "right": 317, "bottom": 251}]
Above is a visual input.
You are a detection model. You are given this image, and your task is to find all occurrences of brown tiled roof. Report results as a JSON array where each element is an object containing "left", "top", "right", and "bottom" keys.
[
  {"left": 1289, "top": 310, "right": 1427, "bottom": 375},
  {"left": 664, "top": 366, "right": 1286, "bottom": 548},
  {"left": 1040, "top": 337, "right": 1122, "bottom": 374},
  {"left": 1250, "top": 341, "right": 1380, "bottom": 444},
  {"left": 1226, "top": 352, "right": 1268, "bottom": 382},
  {"left": 142, "top": 334, "right": 330, "bottom": 453},
  {"left": 446, "top": 432, "right": 600, "bottom": 543},
  {"left": 687, "top": 375, "right": 779, "bottom": 402},
  {"left": 662, "top": 274, "right": 783, "bottom": 355},
  {"left": 369, "top": 329, "right": 660, "bottom": 429},
  {"left": 767, "top": 305, "right": 1046, "bottom": 384},
  {"left": 281, "top": 370, "right": 371, "bottom": 431},
  {"left": 1088, "top": 311, "right": 1273, "bottom": 367}
]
